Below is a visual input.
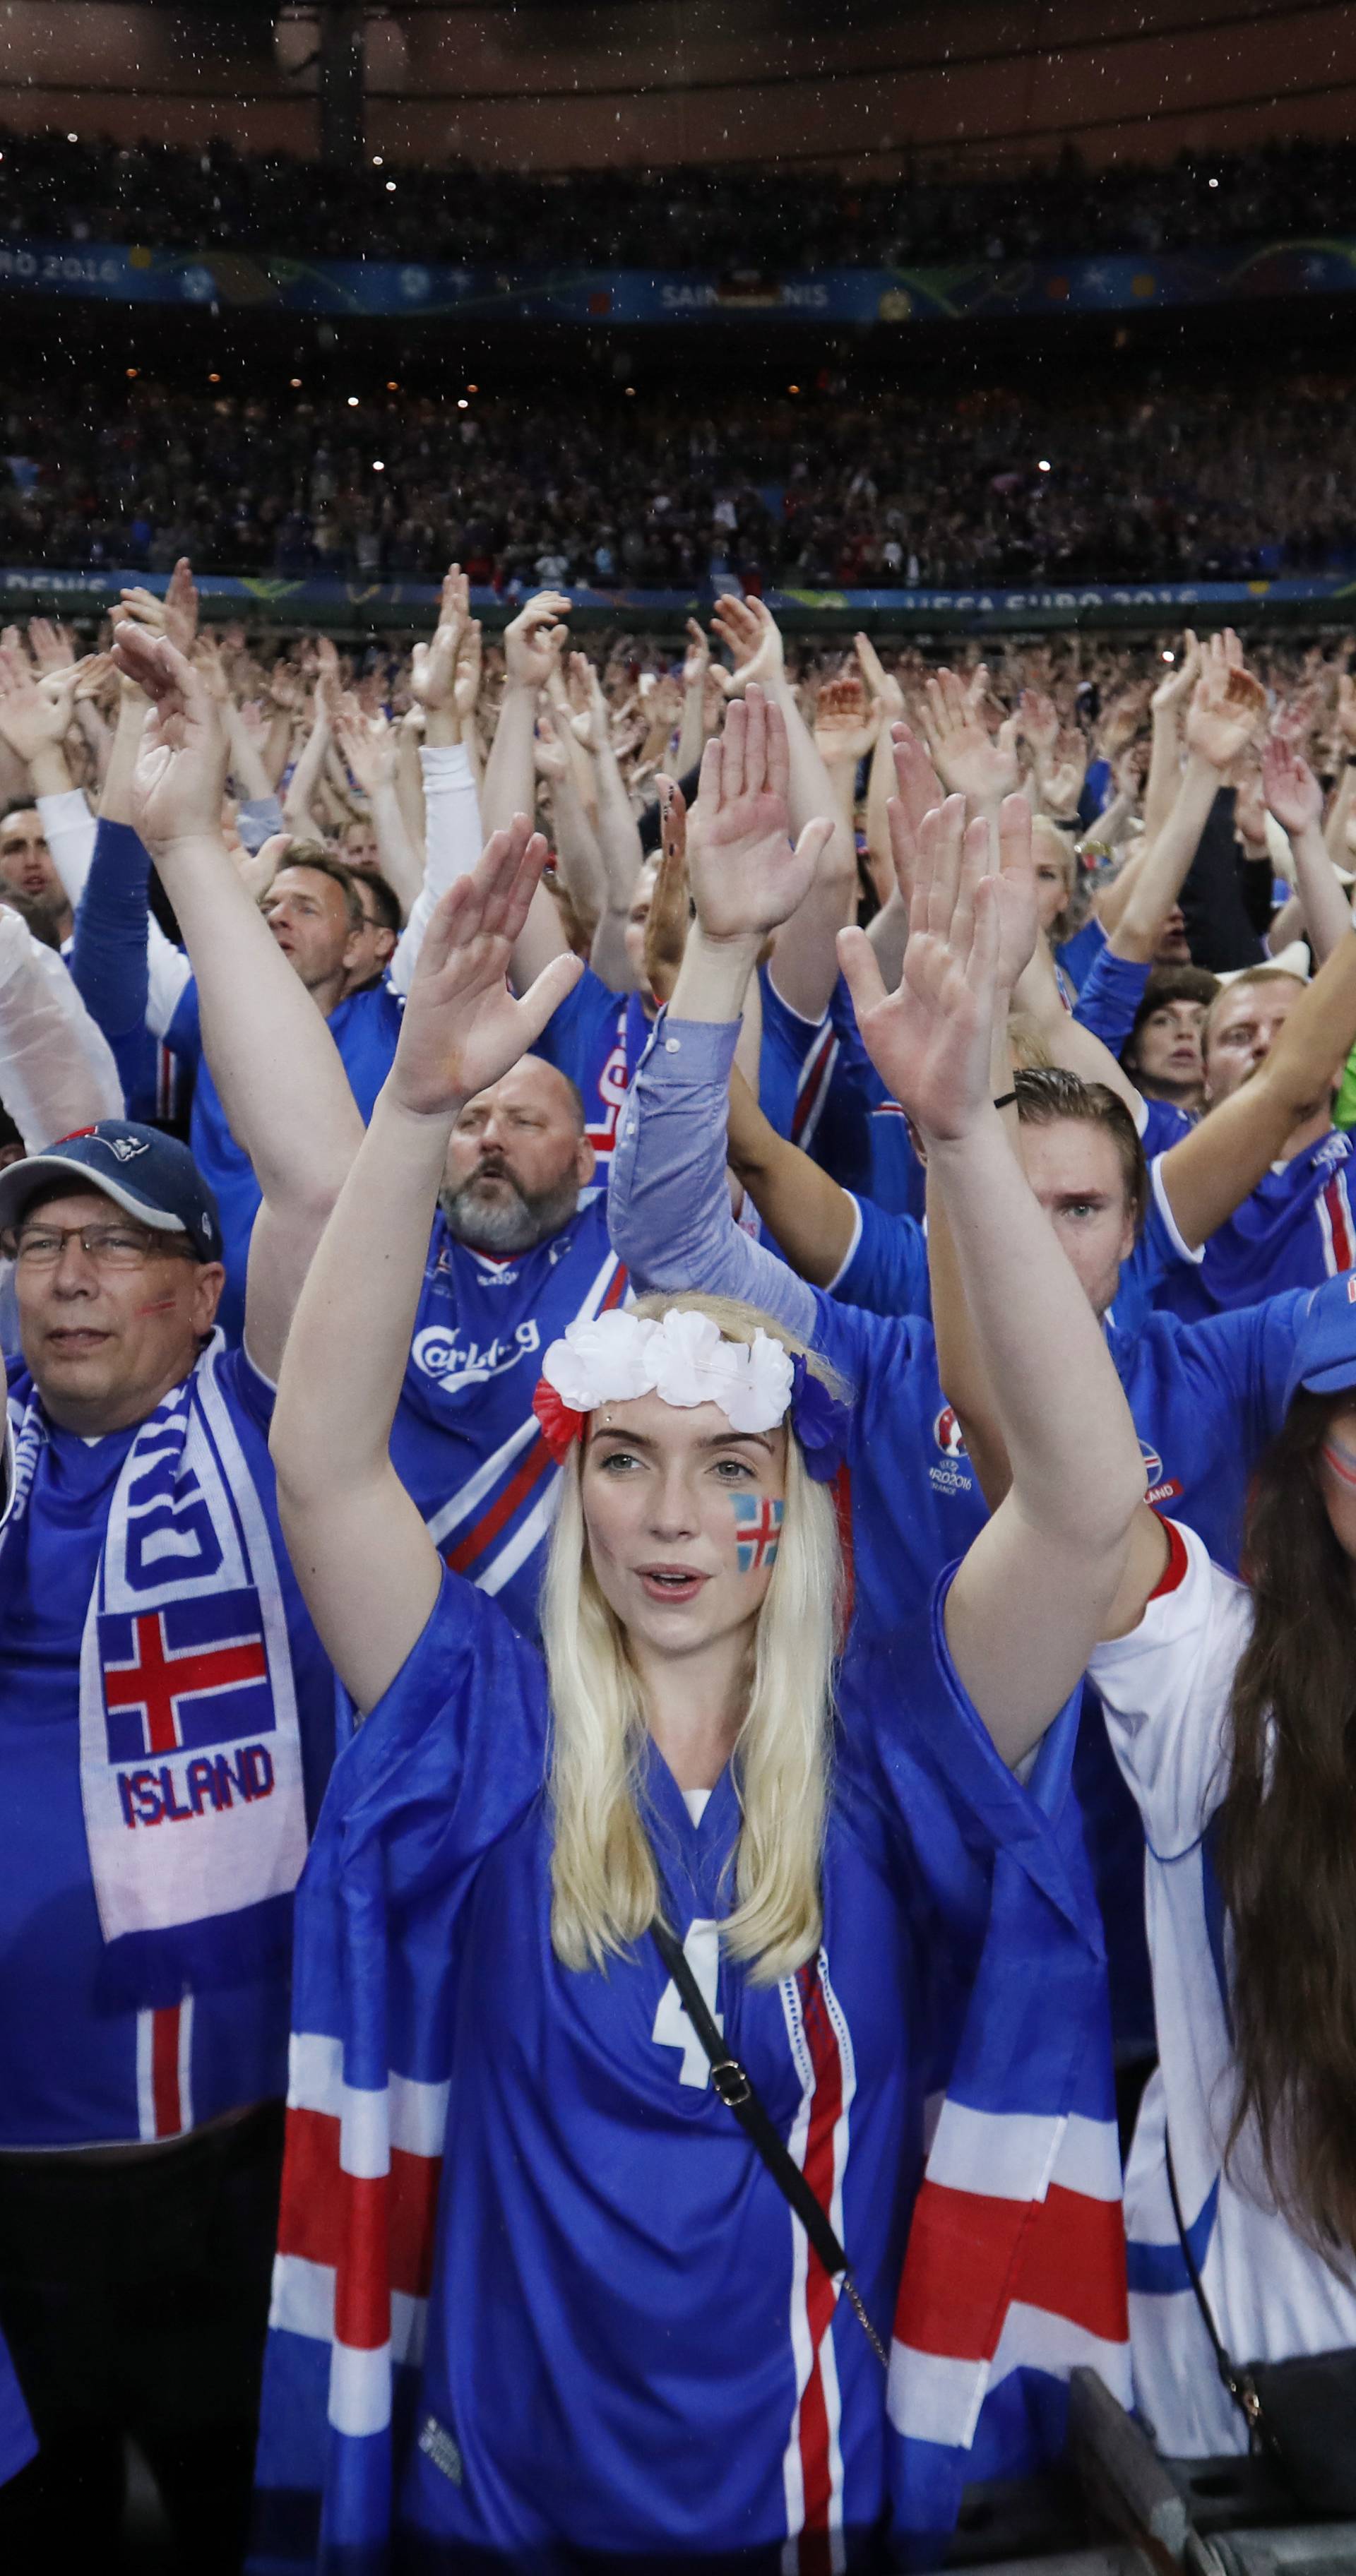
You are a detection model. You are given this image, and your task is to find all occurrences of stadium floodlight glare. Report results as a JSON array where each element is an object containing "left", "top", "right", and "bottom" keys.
[
  {"left": 386, "top": 379, "right": 399, "bottom": 391},
  {"left": 372, "top": 155, "right": 383, "bottom": 167},
  {"left": 373, "top": 460, "right": 385, "bottom": 472},
  {"left": 290, "top": 376, "right": 302, "bottom": 388},
  {"left": 347, "top": 395, "right": 359, "bottom": 407},
  {"left": 1208, "top": 177, "right": 1219, "bottom": 189},
  {"left": 1037, "top": 458, "right": 1051, "bottom": 472},
  {"left": 1162, "top": 650, "right": 1175, "bottom": 663},
  {"left": 458, "top": 398, "right": 468, "bottom": 409},
  {"left": 467, "top": 383, "right": 478, "bottom": 393},
  {"left": 386, "top": 181, "right": 396, "bottom": 193},
  {"left": 66, "top": 132, "right": 78, "bottom": 144}
]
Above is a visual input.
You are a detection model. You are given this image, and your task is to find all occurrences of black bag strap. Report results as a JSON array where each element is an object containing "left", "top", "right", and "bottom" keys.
[
  {"left": 1163, "top": 2132, "right": 1266, "bottom": 2443},
  {"left": 650, "top": 1919, "right": 887, "bottom": 2372}
]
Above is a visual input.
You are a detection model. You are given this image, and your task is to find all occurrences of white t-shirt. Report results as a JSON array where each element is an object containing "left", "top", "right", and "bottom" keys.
[{"left": 1090, "top": 1522, "right": 1356, "bottom": 2456}]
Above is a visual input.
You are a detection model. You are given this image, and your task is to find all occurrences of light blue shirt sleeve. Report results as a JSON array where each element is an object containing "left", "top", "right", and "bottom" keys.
[{"left": 608, "top": 1014, "right": 819, "bottom": 1340}]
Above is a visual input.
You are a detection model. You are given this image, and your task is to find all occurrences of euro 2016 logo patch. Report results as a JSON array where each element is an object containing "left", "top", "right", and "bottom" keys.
[{"left": 732, "top": 1493, "right": 783, "bottom": 1572}]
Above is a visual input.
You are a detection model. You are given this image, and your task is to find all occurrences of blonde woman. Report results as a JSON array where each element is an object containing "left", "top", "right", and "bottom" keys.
[{"left": 264, "top": 705, "right": 1147, "bottom": 2570}]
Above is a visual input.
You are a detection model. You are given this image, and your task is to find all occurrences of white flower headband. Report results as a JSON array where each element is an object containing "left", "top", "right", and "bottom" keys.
[{"left": 531, "top": 1307, "right": 852, "bottom": 1482}]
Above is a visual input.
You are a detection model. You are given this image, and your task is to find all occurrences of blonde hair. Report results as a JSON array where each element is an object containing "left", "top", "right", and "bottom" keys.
[{"left": 541, "top": 1292, "right": 846, "bottom": 1985}]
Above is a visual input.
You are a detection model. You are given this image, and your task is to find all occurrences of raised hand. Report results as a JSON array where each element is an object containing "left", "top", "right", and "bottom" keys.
[
  {"left": 1151, "top": 630, "right": 1201, "bottom": 716},
  {"left": 0, "top": 648, "right": 77, "bottom": 761},
  {"left": 684, "top": 685, "right": 833, "bottom": 943},
  {"left": 920, "top": 666, "right": 1020, "bottom": 806},
  {"left": 645, "top": 778, "right": 691, "bottom": 1003},
  {"left": 192, "top": 632, "right": 231, "bottom": 704},
  {"left": 884, "top": 721, "right": 947, "bottom": 911},
  {"left": 1016, "top": 688, "right": 1060, "bottom": 756},
  {"left": 164, "top": 558, "right": 199, "bottom": 660},
  {"left": 838, "top": 795, "right": 1005, "bottom": 1144},
  {"left": 854, "top": 631, "right": 905, "bottom": 717},
  {"left": 332, "top": 694, "right": 396, "bottom": 795},
  {"left": 504, "top": 590, "right": 570, "bottom": 691},
  {"left": 682, "top": 618, "right": 710, "bottom": 692},
  {"left": 453, "top": 617, "right": 482, "bottom": 722},
  {"left": 566, "top": 651, "right": 608, "bottom": 753},
  {"left": 1185, "top": 628, "right": 1268, "bottom": 772},
  {"left": 109, "top": 619, "right": 228, "bottom": 854},
  {"left": 534, "top": 709, "right": 571, "bottom": 785},
  {"left": 710, "top": 595, "right": 785, "bottom": 698},
  {"left": 391, "top": 815, "right": 582, "bottom": 1118},
  {"left": 411, "top": 563, "right": 470, "bottom": 713},
  {"left": 1262, "top": 732, "right": 1323, "bottom": 837},
  {"left": 27, "top": 618, "right": 73, "bottom": 677},
  {"left": 812, "top": 670, "right": 881, "bottom": 767},
  {"left": 1042, "top": 728, "right": 1089, "bottom": 821}
]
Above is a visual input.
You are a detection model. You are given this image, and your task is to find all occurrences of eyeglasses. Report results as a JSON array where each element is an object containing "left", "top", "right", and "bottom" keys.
[{"left": 6, "top": 1222, "right": 195, "bottom": 1272}]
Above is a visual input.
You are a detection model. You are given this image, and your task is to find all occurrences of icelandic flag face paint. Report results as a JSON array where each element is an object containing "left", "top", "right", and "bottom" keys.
[{"left": 732, "top": 1493, "right": 783, "bottom": 1573}]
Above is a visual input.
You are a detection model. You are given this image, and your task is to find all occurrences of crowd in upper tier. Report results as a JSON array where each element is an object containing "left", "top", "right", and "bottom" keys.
[
  {"left": 4, "top": 126, "right": 1356, "bottom": 264},
  {"left": 5, "top": 364, "right": 1356, "bottom": 587}
]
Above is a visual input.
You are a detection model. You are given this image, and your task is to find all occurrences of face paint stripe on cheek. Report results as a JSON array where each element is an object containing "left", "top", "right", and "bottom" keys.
[
  {"left": 732, "top": 1492, "right": 783, "bottom": 1573},
  {"left": 1322, "top": 1436, "right": 1356, "bottom": 1489},
  {"left": 136, "top": 1296, "right": 179, "bottom": 1316}
]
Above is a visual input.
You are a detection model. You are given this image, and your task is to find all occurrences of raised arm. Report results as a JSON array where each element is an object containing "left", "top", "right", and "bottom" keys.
[
  {"left": 480, "top": 590, "right": 573, "bottom": 990},
  {"left": 386, "top": 566, "right": 489, "bottom": 994},
  {"left": 1262, "top": 734, "right": 1353, "bottom": 965},
  {"left": 331, "top": 693, "right": 423, "bottom": 916},
  {"left": 608, "top": 691, "right": 833, "bottom": 1333},
  {"left": 839, "top": 797, "right": 1159, "bottom": 1763},
  {"left": 112, "top": 621, "right": 365, "bottom": 1381},
  {"left": 270, "top": 822, "right": 581, "bottom": 1712},
  {"left": 675, "top": 619, "right": 713, "bottom": 777},
  {"left": 713, "top": 598, "right": 859, "bottom": 1020},
  {"left": 1158, "top": 926, "right": 1356, "bottom": 1248},
  {"left": 569, "top": 653, "right": 645, "bottom": 979},
  {"left": 1141, "top": 633, "right": 1200, "bottom": 846},
  {"left": 725, "top": 1066, "right": 858, "bottom": 1286}
]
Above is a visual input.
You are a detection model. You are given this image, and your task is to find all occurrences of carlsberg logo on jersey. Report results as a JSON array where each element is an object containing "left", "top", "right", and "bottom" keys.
[{"left": 412, "top": 1321, "right": 541, "bottom": 1394}]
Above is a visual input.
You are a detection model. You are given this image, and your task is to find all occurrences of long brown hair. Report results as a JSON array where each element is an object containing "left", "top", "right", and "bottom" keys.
[{"left": 1214, "top": 1390, "right": 1356, "bottom": 2259}]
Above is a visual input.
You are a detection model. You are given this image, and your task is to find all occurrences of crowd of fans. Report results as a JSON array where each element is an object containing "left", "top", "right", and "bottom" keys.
[
  {"left": 5, "top": 126, "right": 1356, "bottom": 266},
  {"left": 11, "top": 562, "right": 1356, "bottom": 2565},
  {"left": 6, "top": 366, "right": 1356, "bottom": 587}
]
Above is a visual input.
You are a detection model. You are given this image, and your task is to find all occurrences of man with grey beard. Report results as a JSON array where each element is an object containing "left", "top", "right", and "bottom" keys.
[{"left": 386, "top": 1051, "right": 631, "bottom": 1641}]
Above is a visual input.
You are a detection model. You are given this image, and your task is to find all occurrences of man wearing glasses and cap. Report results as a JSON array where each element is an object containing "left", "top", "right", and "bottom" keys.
[{"left": 0, "top": 615, "right": 364, "bottom": 2567}]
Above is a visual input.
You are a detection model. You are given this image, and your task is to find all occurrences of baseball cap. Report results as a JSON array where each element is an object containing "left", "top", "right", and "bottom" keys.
[
  {"left": 0, "top": 1122, "right": 223, "bottom": 1263},
  {"left": 1283, "top": 1272, "right": 1356, "bottom": 1414}
]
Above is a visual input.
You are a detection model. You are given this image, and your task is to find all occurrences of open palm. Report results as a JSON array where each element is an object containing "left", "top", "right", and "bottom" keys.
[
  {"left": 685, "top": 688, "right": 831, "bottom": 941},
  {"left": 393, "top": 818, "right": 582, "bottom": 1117},
  {"left": 839, "top": 797, "right": 1005, "bottom": 1141}
]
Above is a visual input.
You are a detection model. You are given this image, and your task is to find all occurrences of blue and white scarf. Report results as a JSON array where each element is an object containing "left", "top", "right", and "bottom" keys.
[{"left": 0, "top": 1330, "right": 306, "bottom": 2008}]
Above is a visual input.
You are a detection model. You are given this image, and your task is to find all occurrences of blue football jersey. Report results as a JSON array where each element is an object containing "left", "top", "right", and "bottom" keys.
[
  {"left": 167, "top": 974, "right": 404, "bottom": 1345},
  {"left": 1139, "top": 1096, "right": 1196, "bottom": 1158},
  {"left": 1152, "top": 1130, "right": 1356, "bottom": 1320},
  {"left": 1073, "top": 944, "right": 1150, "bottom": 1056},
  {"left": 0, "top": 1348, "right": 336, "bottom": 2148},
  {"left": 533, "top": 968, "right": 651, "bottom": 1179},
  {"left": 389, "top": 1197, "right": 628, "bottom": 1638},
  {"left": 759, "top": 967, "right": 874, "bottom": 1189}
]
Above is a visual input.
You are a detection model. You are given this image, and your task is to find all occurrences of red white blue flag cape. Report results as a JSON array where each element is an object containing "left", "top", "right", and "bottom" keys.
[{"left": 249, "top": 1578, "right": 1129, "bottom": 2572}]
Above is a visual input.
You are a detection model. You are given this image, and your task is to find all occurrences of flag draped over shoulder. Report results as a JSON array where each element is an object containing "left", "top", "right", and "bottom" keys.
[{"left": 249, "top": 1573, "right": 1129, "bottom": 2575}]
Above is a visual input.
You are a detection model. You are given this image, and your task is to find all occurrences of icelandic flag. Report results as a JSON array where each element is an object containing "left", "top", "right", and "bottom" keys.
[
  {"left": 98, "top": 1586, "right": 273, "bottom": 1762},
  {"left": 249, "top": 1573, "right": 1130, "bottom": 2572}
]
